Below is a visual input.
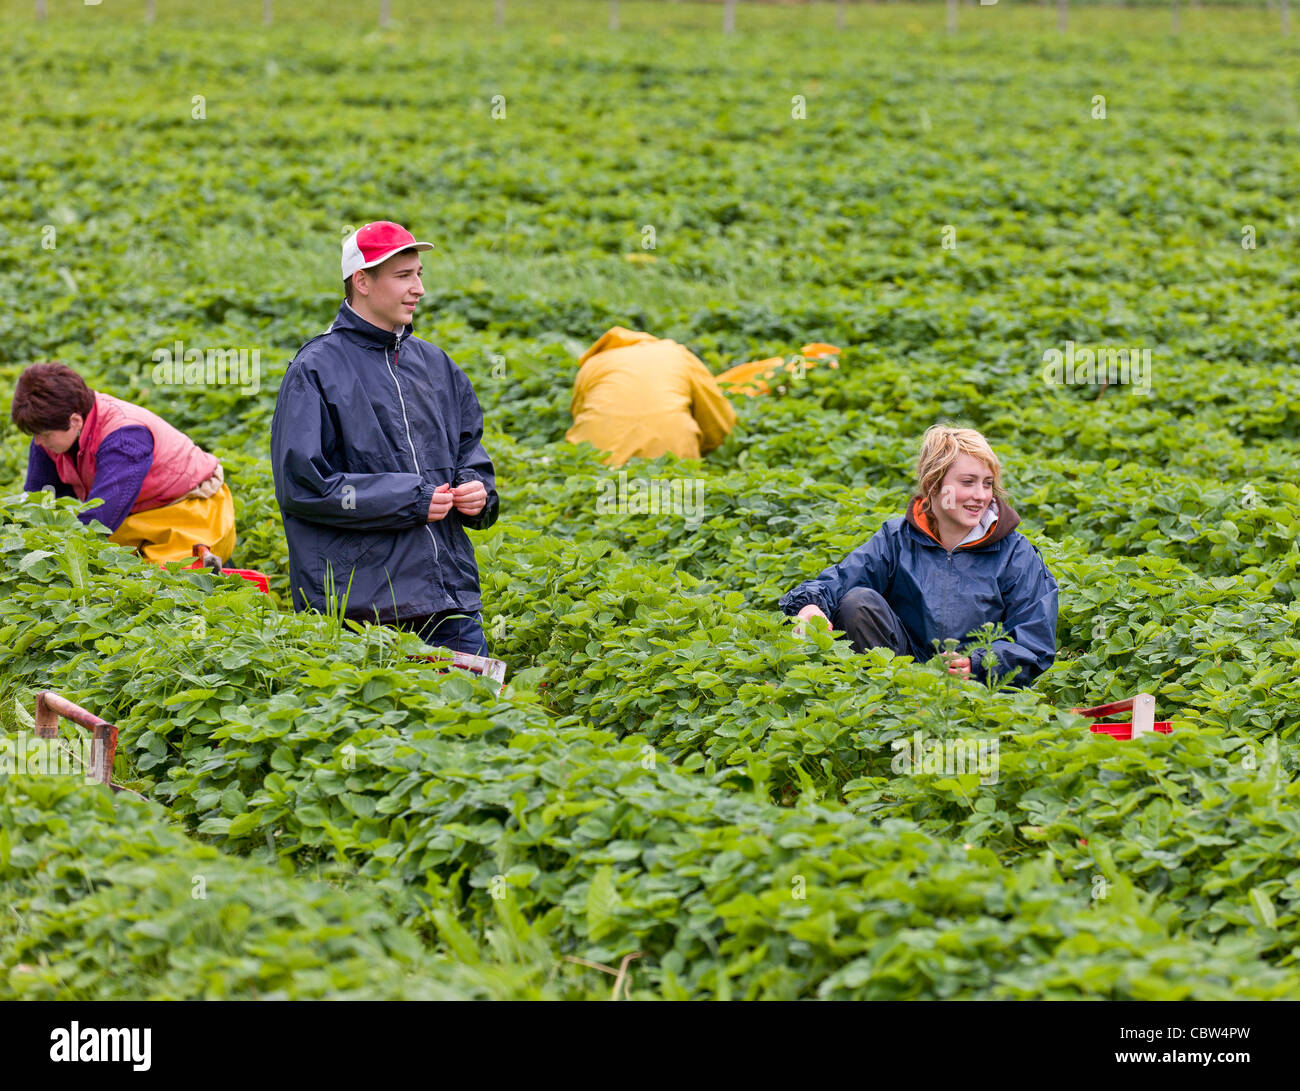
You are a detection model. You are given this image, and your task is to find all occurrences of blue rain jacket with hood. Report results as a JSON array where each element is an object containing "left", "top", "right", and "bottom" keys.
[
  {"left": 779, "top": 497, "right": 1058, "bottom": 686},
  {"left": 270, "top": 301, "right": 499, "bottom": 624}
]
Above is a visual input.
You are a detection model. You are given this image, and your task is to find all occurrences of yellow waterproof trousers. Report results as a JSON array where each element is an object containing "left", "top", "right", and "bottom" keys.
[
  {"left": 110, "top": 483, "right": 237, "bottom": 564},
  {"left": 714, "top": 343, "right": 841, "bottom": 397}
]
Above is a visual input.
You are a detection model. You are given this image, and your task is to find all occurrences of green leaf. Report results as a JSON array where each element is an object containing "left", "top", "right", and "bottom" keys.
[
  {"left": 227, "top": 812, "right": 260, "bottom": 838},
  {"left": 362, "top": 678, "right": 393, "bottom": 703},
  {"left": 1249, "top": 888, "right": 1276, "bottom": 929},
  {"left": 220, "top": 787, "right": 248, "bottom": 816},
  {"left": 60, "top": 536, "right": 89, "bottom": 598},
  {"left": 18, "top": 550, "right": 56, "bottom": 572},
  {"left": 297, "top": 805, "right": 328, "bottom": 827},
  {"left": 586, "top": 865, "right": 620, "bottom": 942}
]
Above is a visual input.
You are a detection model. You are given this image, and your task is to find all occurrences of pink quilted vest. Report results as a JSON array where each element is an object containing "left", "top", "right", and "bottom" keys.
[{"left": 50, "top": 392, "right": 219, "bottom": 514}]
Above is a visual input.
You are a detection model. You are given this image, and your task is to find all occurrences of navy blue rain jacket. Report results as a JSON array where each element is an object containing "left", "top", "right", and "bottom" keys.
[
  {"left": 779, "top": 498, "right": 1058, "bottom": 686},
  {"left": 270, "top": 302, "right": 499, "bottom": 623}
]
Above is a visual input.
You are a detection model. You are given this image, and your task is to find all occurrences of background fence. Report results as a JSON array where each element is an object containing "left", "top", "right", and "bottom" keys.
[{"left": 13, "top": 0, "right": 1295, "bottom": 35}]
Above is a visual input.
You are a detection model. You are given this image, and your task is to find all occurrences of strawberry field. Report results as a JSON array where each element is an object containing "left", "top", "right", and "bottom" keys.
[{"left": 2, "top": 0, "right": 1300, "bottom": 1002}]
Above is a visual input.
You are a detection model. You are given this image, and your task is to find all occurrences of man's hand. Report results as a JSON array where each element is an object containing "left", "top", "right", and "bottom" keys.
[
  {"left": 942, "top": 654, "right": 971, "bottom": 679},
  {"left": 793, "top": 603, "right": 830, "bottom": 639},
  {"left": 451, "top": 480, "right": 488, "bottom": 517},
  {"left": 428, "top": 483, "right": 455, "bottom": 522}
]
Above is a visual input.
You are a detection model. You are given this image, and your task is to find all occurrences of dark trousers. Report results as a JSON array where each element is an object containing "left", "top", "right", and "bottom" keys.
[
  {"left": 832, "top": 587, "right": 912, "bottom": 656},
  {"left": 396, "top": 609, "right": 489, "bottom": 656}
]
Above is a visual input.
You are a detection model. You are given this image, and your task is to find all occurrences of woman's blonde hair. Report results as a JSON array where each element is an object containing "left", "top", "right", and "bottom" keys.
[{"left": 916, "top": 424, "right": 1006, "bottom": 508}]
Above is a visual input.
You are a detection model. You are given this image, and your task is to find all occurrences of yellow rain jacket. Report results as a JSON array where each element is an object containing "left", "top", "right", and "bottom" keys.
[{"left": 566, "top": 327, "right": 737, "bottom": 467}]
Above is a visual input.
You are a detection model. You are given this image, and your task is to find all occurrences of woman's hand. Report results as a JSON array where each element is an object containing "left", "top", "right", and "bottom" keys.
[{"left": 793, "top": 604, "right": 830, "bottom": 638}]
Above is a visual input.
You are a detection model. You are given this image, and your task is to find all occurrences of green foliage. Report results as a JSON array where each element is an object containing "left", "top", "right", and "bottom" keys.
[
  {"left": 0, "top": 774, "right": 584, "bottom": 1000},
  {"left": 1, "top": 502, "right": 1297, "bottom": 999},
  {"left": 2, "top": 2, "right": 1299, "bottom": 999}
]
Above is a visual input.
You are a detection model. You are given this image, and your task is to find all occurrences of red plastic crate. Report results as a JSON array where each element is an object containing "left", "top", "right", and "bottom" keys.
[
  {"left": 186, "top": 545, "right": 270, "bottom": 593},
  {"left": 1072, "top": 694, "right": 1172, "bottom": 741},
  {"left": 219, "top": 567, "right": 270, "bottom": 593},
  {"left": 184, "top": 559, "right": 270, "bottom": 593},
  {"left": 1088, "top": 721, "right": 1172, "bottom": 741}
]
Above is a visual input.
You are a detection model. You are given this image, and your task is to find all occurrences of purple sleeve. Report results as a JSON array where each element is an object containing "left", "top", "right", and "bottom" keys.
[
  {"left": 81, "top": 426, "right": 155, "bottom": 531},
  {"left": 24, "top": 441, "right": 75, "bottom": 498}
]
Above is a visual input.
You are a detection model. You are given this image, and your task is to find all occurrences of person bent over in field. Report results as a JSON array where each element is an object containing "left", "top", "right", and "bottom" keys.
[
  {"left": 566, "top": 327, "right": 737, "bottom": 467},
  {"left": 12, "top": 361, "right": 236, "bottom": 563},
  {"left": 779, "top": 425, "right": 1058, "bottom": 688}
]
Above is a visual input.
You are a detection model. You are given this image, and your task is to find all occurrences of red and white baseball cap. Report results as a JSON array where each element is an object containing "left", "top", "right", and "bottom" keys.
[{"left": 341, "top": 221, "right": 433, "bottom": 280}]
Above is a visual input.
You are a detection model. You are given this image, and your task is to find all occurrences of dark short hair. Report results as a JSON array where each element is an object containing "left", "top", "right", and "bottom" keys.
[{"left": 11, "top": 362, "right": 95, "bottom": 434}]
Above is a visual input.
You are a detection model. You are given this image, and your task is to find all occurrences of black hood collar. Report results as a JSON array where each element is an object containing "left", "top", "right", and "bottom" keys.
[{"left": 329, "top": 301, "right": 412, "bottom": 348}]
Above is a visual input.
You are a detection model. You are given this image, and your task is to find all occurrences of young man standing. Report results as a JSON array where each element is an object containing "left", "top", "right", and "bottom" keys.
[{"left": 271, "top": 221, "right": 499, "bottom": 654}]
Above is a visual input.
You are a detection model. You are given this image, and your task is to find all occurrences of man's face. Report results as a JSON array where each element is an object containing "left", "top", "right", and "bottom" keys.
[
  {"left": 355, "top": 251, "right": 424, "bottom": 330},
  {"left": 32, "top": 414, "right": 83, "bottom": 455}
]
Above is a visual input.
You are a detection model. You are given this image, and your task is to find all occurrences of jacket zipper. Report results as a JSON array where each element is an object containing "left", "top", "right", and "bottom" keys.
[
  {"left": 385, "top": 334, "right": 441, "bottom": 567},
  {"left": 945, "top": 548, "right": 955, "bottom": 637}
]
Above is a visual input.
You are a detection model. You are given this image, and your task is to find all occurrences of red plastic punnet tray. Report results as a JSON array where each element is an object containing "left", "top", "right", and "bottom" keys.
[
  {"left": 1072, "top": 694, "right": 1172, "bottom": 742},
  {"left": 1088, "top": 721, "right": 1172, "bottom": 741},
  {"left": 186, "top": 544, "right": 270, "bottom": 593},
  {"left": 219, "top": 568, "right": 270, "bottom": 593}
]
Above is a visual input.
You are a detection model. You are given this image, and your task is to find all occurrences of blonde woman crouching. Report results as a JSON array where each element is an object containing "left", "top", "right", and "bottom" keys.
[{"left": 780, "top": 425, "right": 1058, "bottom": 687}]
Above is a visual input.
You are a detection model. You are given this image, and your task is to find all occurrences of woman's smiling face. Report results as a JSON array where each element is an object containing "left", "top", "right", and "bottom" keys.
[{"left": 931, "top": 453, "right": 995, "bottom": 533}]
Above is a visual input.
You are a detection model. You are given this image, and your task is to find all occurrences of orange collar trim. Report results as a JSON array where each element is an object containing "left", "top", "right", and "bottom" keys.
[{"left": 911, "top": 497, "right": 998, "bottom": 549}]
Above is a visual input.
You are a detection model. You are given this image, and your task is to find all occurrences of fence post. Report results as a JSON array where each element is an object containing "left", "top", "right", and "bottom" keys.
[
  {"left": 836, "top": 0, "right": 846, "bottom": 32},
  {"left": 610, "top": 0, "right": 619, "bottom": 31},
  {"left": 724, "top": 0, "right": 737, "bottom": 33},
  {"left": 947, "top": 0, "right": 958, "bottom": 33},
  {"left": 146, "top": 0, "right": 155, "bottom": 24},
  {"left": 1171, "top": 0, "right": 1180, "bottom": 32},
  {"left": 1284, "top": 0, "right": 1292, "bottom": 36},
  {"left": 380, "top": 0, "right": 391, "bottom": 29},
  {"left": 264, "top": 0, "right": 273, "bottom": 27},
  {"left": 496, "top": 0, "right": 506, "bottom": 29},
  {"left": 1058, "top": 0, "right": 1068, "bottom": 33},
  {"left": 36, "top": 0, "right": 46, "bottom": 20}
]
